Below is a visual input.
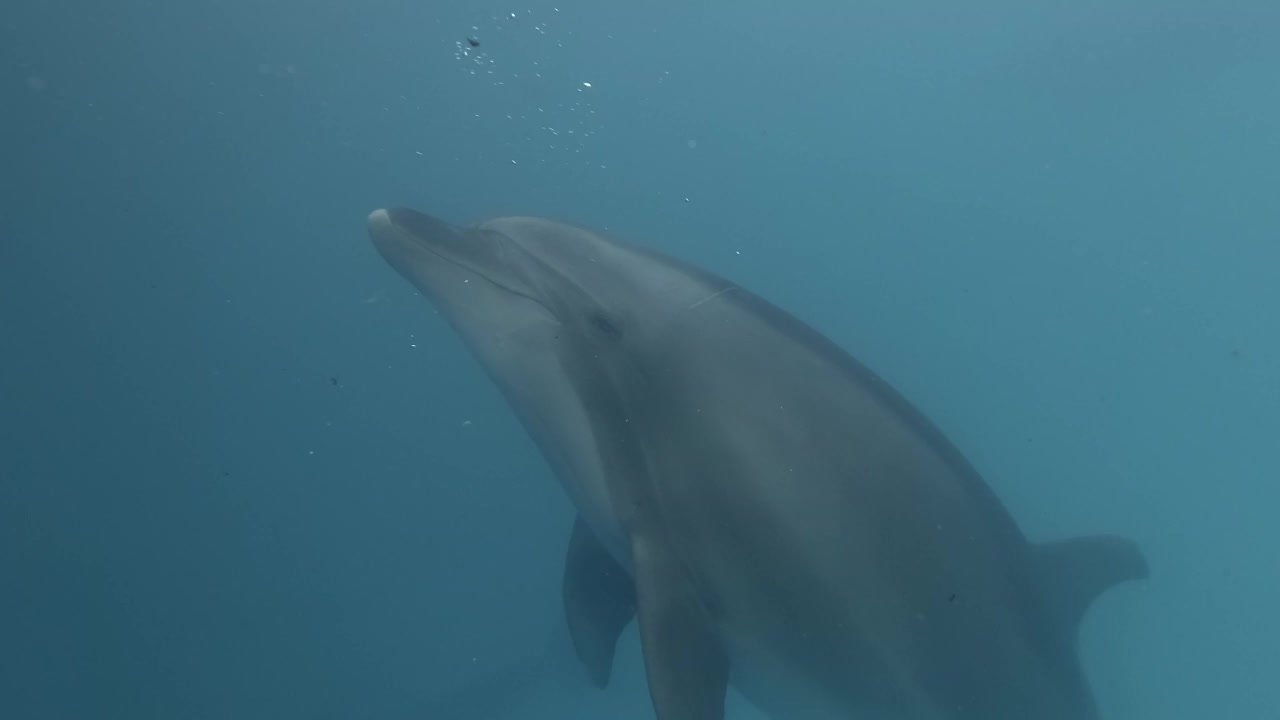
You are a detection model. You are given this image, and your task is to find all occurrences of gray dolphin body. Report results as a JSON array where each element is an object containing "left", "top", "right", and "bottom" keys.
[{"left": 367, "top": 208, "right": 1147, "bottom": 720}]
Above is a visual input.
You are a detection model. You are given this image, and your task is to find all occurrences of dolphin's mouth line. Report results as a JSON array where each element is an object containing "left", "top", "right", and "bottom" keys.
[{"left": 407, "top": 228, "right": 560, "bottom": 320}]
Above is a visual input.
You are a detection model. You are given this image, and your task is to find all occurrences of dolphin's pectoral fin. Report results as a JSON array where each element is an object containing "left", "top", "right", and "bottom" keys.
[
  {"left": 631, "top": 533, "right": 729, "bottom": 720},
  {"left": 1033, "top": 534, "right": 1149, "bottom": 630},
  {"left": 562, "top": 515, "right": 636, "bottom": 688}
]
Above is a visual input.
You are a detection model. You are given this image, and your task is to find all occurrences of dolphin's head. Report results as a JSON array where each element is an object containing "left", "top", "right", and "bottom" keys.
[
  {"left": 368, "top": 207, "right": 724, "bottom": 544},
  {"left": 367, "top": 208, "right": 717, "bottom": 369}
]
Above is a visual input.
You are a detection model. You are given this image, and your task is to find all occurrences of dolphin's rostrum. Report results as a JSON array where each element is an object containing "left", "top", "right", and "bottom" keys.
[{"left": 367, "top": 207, "right": 1147, "bottom": 720}]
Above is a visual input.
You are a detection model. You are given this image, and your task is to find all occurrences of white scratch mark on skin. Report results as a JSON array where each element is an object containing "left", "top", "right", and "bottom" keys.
[{"left": 689, "top": 286, "right": 737, "bottom": 309}]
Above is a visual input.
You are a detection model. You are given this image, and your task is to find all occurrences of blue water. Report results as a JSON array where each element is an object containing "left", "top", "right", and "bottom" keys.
[{"left": 3, "top": 1, "right": 1277, "bottom": 718}]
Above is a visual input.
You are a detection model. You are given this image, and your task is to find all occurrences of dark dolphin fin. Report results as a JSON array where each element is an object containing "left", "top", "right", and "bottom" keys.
[
  {"left": 632, "top": 534, "right": 729, "bottom": 720},
  {"left": 563, "top": 516, "right": 637, "bottom": 688},
  {"left": 1034, "top": 534, "right": 1149, "bottom": 631}
]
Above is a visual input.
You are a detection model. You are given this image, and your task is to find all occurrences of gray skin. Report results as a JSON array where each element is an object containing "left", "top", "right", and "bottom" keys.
[{"left": 367, "top": 208, "right": 1147, "bottom": 720}]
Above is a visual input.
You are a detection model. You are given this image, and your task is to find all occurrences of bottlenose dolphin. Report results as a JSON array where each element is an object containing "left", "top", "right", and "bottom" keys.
[{"left": 366, "top": 207, "right": 1147, "bottom": 720}]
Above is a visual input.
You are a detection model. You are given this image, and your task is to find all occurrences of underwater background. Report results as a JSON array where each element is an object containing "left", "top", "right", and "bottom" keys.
[{"left": 2, "top": 1, "right": 1277, "bottom": 718}]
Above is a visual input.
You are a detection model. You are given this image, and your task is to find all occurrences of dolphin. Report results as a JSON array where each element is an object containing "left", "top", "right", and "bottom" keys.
[{"left": 366, "top": 207, "right": 1147, "bottom": 720}]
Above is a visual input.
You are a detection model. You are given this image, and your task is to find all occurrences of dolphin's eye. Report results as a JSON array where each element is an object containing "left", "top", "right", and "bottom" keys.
[{"left": 590, "top": 313, "right": 622, "bottom": 339}]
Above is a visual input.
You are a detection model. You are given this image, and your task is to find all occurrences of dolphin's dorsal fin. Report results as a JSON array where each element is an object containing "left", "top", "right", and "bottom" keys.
[{"left": 1033, "top": 534, "right": 1149, "bottom": 632}]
